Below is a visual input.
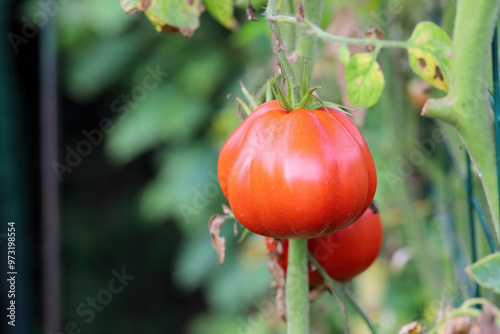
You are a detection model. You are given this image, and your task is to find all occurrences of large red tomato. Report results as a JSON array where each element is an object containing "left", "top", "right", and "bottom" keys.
[
  {"left": 266, "top": 205, "right": 383, "bottom": 283},
  {"left": 218, "top": 100, "right": 377, "bottom": 238}
]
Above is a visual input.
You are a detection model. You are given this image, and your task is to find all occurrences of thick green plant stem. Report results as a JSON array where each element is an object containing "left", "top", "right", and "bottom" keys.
[
  {"left": 293, "top": 0, "right": 324, "bottom": 85},
  {"left": 423, "top": 0, "right": 500, "bottom": 239},
  {"left": 286, "top": 239, "right": 309, "bottom": 334}
]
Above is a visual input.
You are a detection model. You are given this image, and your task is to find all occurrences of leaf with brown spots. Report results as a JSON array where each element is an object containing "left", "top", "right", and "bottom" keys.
[
  {"left": 364, "top": 27, "right": 385, "bottom": 52},
  {"left": 407, "top": 21, "right": 452, "bottom": 92},
  {"left": 120, "top": 0, "right": 204, "bottom": 37},
  {"left": 208, "top": 214, "right": 228, "bottom": 265}
]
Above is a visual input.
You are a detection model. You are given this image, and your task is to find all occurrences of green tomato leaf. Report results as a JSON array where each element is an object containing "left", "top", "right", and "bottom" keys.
[
  {"left": 120, "top": 0, "right": 203, "bottom": 37},
  {"left": 407, "top": 21, "right": 452, "bottom": 92},
  {"left": 345, "top": 53, "right": 385, "bottom": 107},
  {"left": 337, "top": 45, "right": 351, "bottom": 66},
  {"left": 204, "top": 0, "right": 237, "bottom": 30},
  {"left": 466, "top": 253, "right": 500, "bottom": 294}
]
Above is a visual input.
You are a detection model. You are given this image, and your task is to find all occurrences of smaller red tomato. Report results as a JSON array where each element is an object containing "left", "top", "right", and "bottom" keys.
[{"left": 266, "top": 205, "right": 383, "bottom": 284}]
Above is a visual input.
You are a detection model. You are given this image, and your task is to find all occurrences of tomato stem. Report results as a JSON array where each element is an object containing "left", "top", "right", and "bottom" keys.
[
  {"left": 423, "top": 0, "right": 500, "bottom": 239},
  {"left": 286, "top": 238, "right": 309, "bottom": 334}
]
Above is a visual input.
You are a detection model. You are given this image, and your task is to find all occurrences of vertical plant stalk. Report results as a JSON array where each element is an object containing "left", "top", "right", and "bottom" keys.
[
  {"left": 423, "top": 0, "right": 500, "bottom": 238},
  {"left": 293, "top": 0, "right": 324, "bottom": 84},
  {"left": 286, "top": 239, "right": 310, "bottom": 334},
  {"left": 267, "top": 0, "right": 301, "bottom": 107},
  {"left": 492, "top": 27, "right": 500, "bottom": 236}
]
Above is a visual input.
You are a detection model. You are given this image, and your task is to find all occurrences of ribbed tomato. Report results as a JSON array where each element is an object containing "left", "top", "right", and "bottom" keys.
[
  {"left": 218, "top": 100, "right": 377, "bottom": 238},
  {"left": 266, "top": 205, "right": 383, "bottom": 283}
]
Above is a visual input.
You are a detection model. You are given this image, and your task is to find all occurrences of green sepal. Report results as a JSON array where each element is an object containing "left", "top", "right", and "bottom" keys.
[
  {"left": 238, "top": 228, "right": 250, "bottom": 243},
  {"left": 308, "top": 100, "right": 353, "bottom": 116},
  {"left": 268, "top": 76, "right": 294, "bottom": 111},
  {"left": 297, "top": 86, "right": 321, "bottom": 109},
  {"left": 238, "top": 80, "right": 258, "bottom": 111},
  {"left": 227, "top": 93, "right": 252, "bottom": 117},
  {"left": 301, "top": 59, "right": 309, "bottom": 97}
]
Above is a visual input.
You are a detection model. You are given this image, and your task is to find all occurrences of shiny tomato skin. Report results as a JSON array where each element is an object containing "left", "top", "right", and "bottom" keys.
[
  {"left": 266, "top": 206, "right": 383, "bottom": 284},
  {"left": 309, "top": 206, "right": 383, "bottom": 282},
  {"left": 218, "top": 100, "right": 377, "bottom": 238}
]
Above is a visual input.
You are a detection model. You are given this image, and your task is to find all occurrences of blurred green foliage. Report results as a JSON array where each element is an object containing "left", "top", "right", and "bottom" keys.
[{"left": 21, "top": 0, "right": 497, "bottom": 332}]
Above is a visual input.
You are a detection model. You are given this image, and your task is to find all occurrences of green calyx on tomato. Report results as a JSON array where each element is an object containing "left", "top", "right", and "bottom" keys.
[
  {"left": 266, "top": 204, "right": 383, "bottom": 284},
  {"left": 218, "top": 100, "right": 377, "bottom": 239}
]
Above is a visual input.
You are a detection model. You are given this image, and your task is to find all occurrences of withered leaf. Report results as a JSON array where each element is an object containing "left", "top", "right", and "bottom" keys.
[
  {"left": 309, "top": 285, "right": 327, "bottom": 302},
  {"left": 296, "top": 2, "right": 304, "bottom": 22},
  {"left": 246, "top": 1, "right": 259, "bottom": 21},
  {"left": 208, "top": 214, "right": 227, "bottom": 265},
  {"left": 442, "top": 315, "right": 471, "bottom": 334},
  {"left": 222, "top": 204, "right": 233, "bottom": 216},
  {"left": 399, "top": 321, "right": 423, "bottom": 334},
  {"left": 470, "top": 304, "right": 500, "bottom": 334},
  {"left": 267, "top": 260, "right": 286, "bottom": 321}
]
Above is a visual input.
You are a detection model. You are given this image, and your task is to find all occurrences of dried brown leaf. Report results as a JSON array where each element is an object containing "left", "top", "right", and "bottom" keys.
[
  {"left": 272, "top": 32, "right": 284, "bottom": 53},
  {"left": 246, "top": 1, "right": 259, "bottom": 21},
  {"left": 296, "top": 2, "right": 304, "bottom": 22},
  {"left": 208, "top": 214, "right": 227, "bottom": 265},
  {"left": 267, "top": 260, "right": 286, "bottom": 321},
  {"left": 233, "top": 221, "right": 238, "bottom": 236},
  {"left": 308, "top": 285, "right": 327, "bottom": 302},
  {"left": 442, "top": 315, "right": 471, "bottom": 334},
  {"left": 470, "top": 304, "right": 500, "bottom": 334},
  {"left": 222, "top": 204, "right": 233, "bottom": 216},
  {"left": 399, "top": 321, "right": 423, "bottom": 334}
]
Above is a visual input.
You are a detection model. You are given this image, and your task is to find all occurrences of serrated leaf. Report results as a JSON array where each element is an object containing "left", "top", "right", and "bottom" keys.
[
  {"left": 407, "top": 21, "right": 452, "bottom": 92},
  {"left": 205, "top": 0, "right": 237, "bottom": 30},
  {"left": 345, "top": 53, "right": 385, "bottom": 107},
  {"left": 466, "top": 253, "right": 500, "bottom": 294},
  {"left": 337, "top": 45, "right": 351, "bottom": 66},
  {"left": 120, "top": 0, "right": 203, "bottom": 37}
]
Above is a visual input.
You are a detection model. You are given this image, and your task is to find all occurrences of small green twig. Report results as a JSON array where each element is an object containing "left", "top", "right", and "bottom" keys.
[
  {"left": 267, "top": 15, "right": 411, "bottom": 49},
  {"left": 309, "top": 256, "right": 379, "bottom": 334}
]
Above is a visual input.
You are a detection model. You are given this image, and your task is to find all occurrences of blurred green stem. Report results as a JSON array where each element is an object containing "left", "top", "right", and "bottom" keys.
[
  {"left": 292, "top": 0, "right": 324, "bottom": 85},
  {"left": 267, "top": 0, "right": 301, "bottom": 107},
  {"left": 286, "top": 239, "right": 309, "bottom": 334},
  {"left": 423, "top": 0, "right": 500, "bottom": 239}
]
